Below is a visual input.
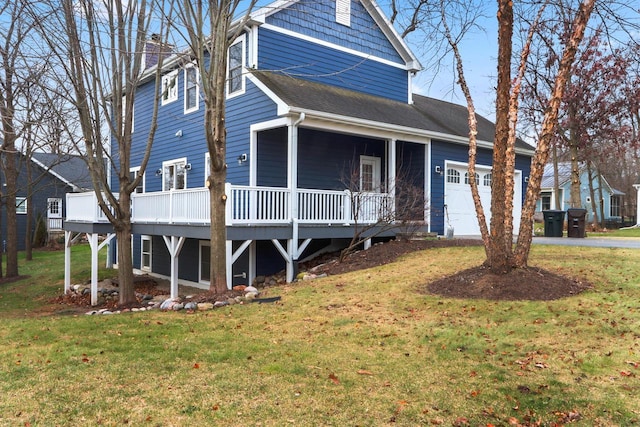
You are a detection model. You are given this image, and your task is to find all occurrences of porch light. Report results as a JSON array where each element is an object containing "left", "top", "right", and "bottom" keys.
[
  {"left": 237, "top": 153, "right": 247, "bottom": 165},
  {"left": 155, "top": 169, "right": 162, "bottom": 176},
  {"left": 185, "top": 163, "right": 192, "bottom": 171},
  {"left": 434, "top": 165, "right": 443, "bottom": 175}
]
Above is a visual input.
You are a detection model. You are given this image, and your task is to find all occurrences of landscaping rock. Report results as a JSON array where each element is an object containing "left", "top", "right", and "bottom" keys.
[{"left": 197, "top": 302, "right": 214, "bottom": 311}]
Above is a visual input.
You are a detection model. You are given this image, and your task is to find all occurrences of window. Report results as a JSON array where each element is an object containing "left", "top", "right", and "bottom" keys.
[
  {"left": 141, "top": 235, "right": 152, "bottom": 271},
  {"left": 161, "top": 70, "right": 178, "bottom": 105},
  {"left": 199, "top": 241, "right": 211, "bottom": 283},
  {"left": 227, "top": 37, "right": 245, "bottom": 97},
  {"left": 184, "top": 64, "right": 199, "bottom": 113},
  {"left": 464, "top": 172, "right": 479, "bottom": 185},
  {"left": 483, "top": 173, "right": 492, "bottom": 187},
  {"left": 121, "top": 95, "right": 134, "bottom": 133},
  {"left": 610, "top": 195, "right": 621, "bottom": 217},
  {"left": 162, "top": 158, "right": 187, "bottom": 191},
  {"left": 204, "top": 152, "right": 211, "bottom": 186},
  {"left": 16, "top": 197, "right": 27, "bottom": 214},
  {"left": 336, "top": 0, "right": 351, "bottom": 26},
  {"left": 359, "top": 155, "right": 381, "bottom": 192},
  {"left": 541, "top": 192, "right": 552, "bottom": 211},
  {"left": 446, "top": 169, "right": 460, "bottom": 184},
  {"left": 129, "top": 166, "right": 145, "bottom": 194}
]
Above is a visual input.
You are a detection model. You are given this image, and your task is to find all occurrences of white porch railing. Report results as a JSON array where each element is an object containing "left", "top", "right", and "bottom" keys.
[
  {"left": 66, "top": 186, "right": 393, "bottom": 226},
  {"left": 48, "top": 218, "right": 63, "bottom": 231}
]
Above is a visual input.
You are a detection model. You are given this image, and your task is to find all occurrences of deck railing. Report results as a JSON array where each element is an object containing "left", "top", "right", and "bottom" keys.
[{"left": 66, "top": 185, "right": 392, "bottom": 226}]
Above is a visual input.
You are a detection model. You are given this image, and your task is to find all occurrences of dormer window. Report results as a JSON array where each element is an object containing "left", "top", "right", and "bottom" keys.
[
  {"left": 161, "top": 70, "right": 178, "bottom": 105},
  {"left": 227, "top": 36, "right": 245, "bottom": 97},
  {"left": 336, "top": 0, "right": 351, "bottom": 26}
]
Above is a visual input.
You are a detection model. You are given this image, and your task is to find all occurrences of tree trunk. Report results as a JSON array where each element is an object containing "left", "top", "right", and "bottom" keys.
[
  {"left": 25, "top": 158, "right": 33, "bottom": 261},
  {"left": 208, "top": 172, "right": 228, "bottom": 293},
  {"left": 487, "top": 0, "right": 514, "bottom": 274},
  {"left": 5, "top": 149, "right": 18, "bottom": 278},
  {"left": 115, "top": 191, "right": 136, "bottom": 305},
  {"left": 569, "top": 138, "right": 581, "bottom": 208},
  {"left": 552, "top": 145, "right": 562, "bottom": 210},
  {"left": 514, "top": 0, "right": 596, "bottom": 267},
  {"left": 586, "top": 162, "right": 598, "bottom": 227}
]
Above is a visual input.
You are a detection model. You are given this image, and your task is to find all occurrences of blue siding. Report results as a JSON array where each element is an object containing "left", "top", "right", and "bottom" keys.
[
  {"left": 257, "top": 127, "right": 288, "bottom": 187},
  {"left": 430, "top": 140, "right": 531, "bottom": 235},
  {"left": 266, "top": 0, "right": 404, "bottom": 63},
  {"left": 258, "top": 28, "right": 408, "bottom": 102},
  {"left": 297, "top": 128, "right": 386, "bottom": 189}
]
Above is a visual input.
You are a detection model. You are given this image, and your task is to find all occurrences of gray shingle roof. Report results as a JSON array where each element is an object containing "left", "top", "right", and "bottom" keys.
[
  {"left": 251, "top": 70, "right": 534, "bottom": 151},
  {"left": 31, "top": 152, "right": 93, "bottom": 191}
]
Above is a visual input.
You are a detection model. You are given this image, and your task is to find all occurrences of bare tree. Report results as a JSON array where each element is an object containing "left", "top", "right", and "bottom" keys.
[
  {"left": 174, "top": 0, "right": 257, "bottom": 293},
  {"left": 34, "top": 0, "right": 171, "bottom": 304},
  {"left": 338, "top": 163, "right": 428, "bottom": 262}
]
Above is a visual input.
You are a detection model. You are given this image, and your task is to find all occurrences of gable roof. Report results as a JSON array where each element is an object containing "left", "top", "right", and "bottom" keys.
[
  {"left": 541, "top": 161, "right": 624, "bottom": 195},
  {"left": 249, "top": 70, "right": 535, "bottom": 153},
  {"left": 31, "top": 152, "right": 93, "bottom": 192},
  {"left": 250, "top": 0, "right": 421, "bottom": 71}
]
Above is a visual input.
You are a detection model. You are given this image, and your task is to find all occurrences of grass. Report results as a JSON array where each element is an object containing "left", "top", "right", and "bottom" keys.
[{"left": 0, "top": 243, "right": 639, "bottom": 426}]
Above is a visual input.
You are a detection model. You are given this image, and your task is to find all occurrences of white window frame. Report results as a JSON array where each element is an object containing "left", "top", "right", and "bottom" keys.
[
  {"left": 227, "top": 36, "right": 246, "bottom": 98},
  {"left": 446, "top": 169, "right": 460, "bottom": 184},
  {"left": 464, "top": 172, "right": 479, "bottom": 185},
  {"left": 161, "top": 69, "right": 179, "bottom": 105},
  {"left": 47, "top": 198, "right": 62, "bottom": 218},
  {"left": 336, "top": 0, "right": 351, "bottom": 26},
  {"left": 162, "top": 157, "right": 187, "bottom": 191},
  {"left": 483, "top": 173, "right": 492, "bottom": 187},
  {"left": 121, "top": 95, "right": 134, "bottom": 134},
  {"left": 141, "top": 235, "right": 152, "bottom": 272},
  {"left": 184, "top": 63, "right": 199, "bottom": 114},
  {"left": 610, "top": 195, "right": 621, "bottom": 217},
  {"left": 199, "top": 240, "right": 211, "bottom": 284},
  {"left": 16, "top": 197, "right": 27, "bottom": 214},
  {"left": 204, "top": 152, "right": 211, "bottom": 186},
  {"left": 129, "top": 166, "right": 145, "bottom": 194},
  {"left": 359, "top": 155, "right": 381, "bottom": 192}
]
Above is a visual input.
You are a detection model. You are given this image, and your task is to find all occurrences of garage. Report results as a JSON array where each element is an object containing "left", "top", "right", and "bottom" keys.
[{"left": 444, "top": 162, "right": 522, "bottom": 236}]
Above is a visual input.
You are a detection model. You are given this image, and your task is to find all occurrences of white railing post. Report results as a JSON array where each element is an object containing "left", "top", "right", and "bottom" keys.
[
  {"left": 343, "top": 190, "right": 352, "bottom": 224},
  {"left": 225, "top": 183, "right": 232, "bottom": 226}
]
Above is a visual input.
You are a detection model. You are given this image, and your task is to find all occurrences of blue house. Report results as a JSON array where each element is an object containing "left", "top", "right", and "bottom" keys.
[
  {"left": 536, "top": 162, "right": 624, "bottom": 225},
  {"left": 1, "top": 152, "right": 92, "bottom": 251},
  {"left": 63, "top": 0, "right": 534, "bottom": 299}
]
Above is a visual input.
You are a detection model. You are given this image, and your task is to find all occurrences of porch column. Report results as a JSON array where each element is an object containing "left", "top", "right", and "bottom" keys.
[
  {"left": 87, "top": 233, "right": 115, "bottom": 306},
  {"left": 388, "top": 139, "right": 397, "bottom": 221},
  {"left": 162, "top": 236, "right": 186, "bottom": 299},
  {"left": 288, "top": 113, "right": 304, "bottom": 222},
  {"left": 64, "top": 231, "right": 72, "bottom": 294}
]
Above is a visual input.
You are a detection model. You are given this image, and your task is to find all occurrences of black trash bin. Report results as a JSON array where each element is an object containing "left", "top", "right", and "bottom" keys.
[
  {"left": 567, "top": 208, "right": 587, "bottom": 238},
  {"left": 542, "top": 210, "right": 565, "bottom": 237}
]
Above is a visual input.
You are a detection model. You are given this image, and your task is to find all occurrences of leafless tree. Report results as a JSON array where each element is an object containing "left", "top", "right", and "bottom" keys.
[
  {"left": 32, "top": 0, "right": 171, "bottom": 304},
  {"left": 174, "top": 0, "right": 257, "bottom": 293}
]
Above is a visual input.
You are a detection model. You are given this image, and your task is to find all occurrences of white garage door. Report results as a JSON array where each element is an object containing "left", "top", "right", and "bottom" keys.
[{"left": 444, "top": 163, "right": 522, "bottom": 236}]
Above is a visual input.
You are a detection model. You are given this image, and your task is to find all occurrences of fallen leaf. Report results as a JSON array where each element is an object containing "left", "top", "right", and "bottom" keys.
[
  {"left": 329, "top": 373, "right": 339, "bottom": 384},
  {"left": 626, "top": 361, "right": 639, "bottom": 368},
  {"left": 193, "top": 363, "right": 200, "bottom": 369},
  {"left": 357, "top": 369, "right": 373, "bottom": 375}
]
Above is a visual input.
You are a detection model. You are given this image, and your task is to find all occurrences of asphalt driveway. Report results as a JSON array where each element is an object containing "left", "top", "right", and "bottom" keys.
[{"left": 532, "top": 236, "right": 640, "bottom": 249}]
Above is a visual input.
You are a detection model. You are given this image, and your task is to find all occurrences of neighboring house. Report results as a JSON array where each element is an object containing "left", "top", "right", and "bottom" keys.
[
  {"left": 63, "top": 0, "right": 534, "bottom": 299},
  {"left": 536, "top": 162, "right": 624, "bottom": 224},
  {"left": 1, "top": 152, "right": 92, "bottom": 250}
]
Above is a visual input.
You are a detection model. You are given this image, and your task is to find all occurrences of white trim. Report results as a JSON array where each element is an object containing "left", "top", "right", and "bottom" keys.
[
  {"left": 249, "top": 118, "right": 289, "bottom": 187},
  {"left": 30, "top": 157, "right": 84, "bottom": 192},
  {"left": 425, "top": 141, "right": 431, "bottom": 229},
  {"left": 246, "top": 73, "right": 290, "bottom": 114},
  {"left": 129, "top": 166, "right": 145, "bottom": 194},
  {"left": 162, "top": 157, "right": 188, "bottom": 191},
  {"left": 161, "top": 69, "right": 179, "bottom": 105},
  {"left": 227, "top": 34, "right": 247, "bottom": 99},
  {"left": 140, "top": 235, "right": 152, "bottom": 272},
  {"left": 260, "top": 23, "right": 408, "bottom": 70},
  {"left": 359, "top": 155, "right": 381, "bottom": 192},
  {"left": 183, "top": 63, "right": 199, "bottom": 114},
  {"left": 16, "top": 197, "right": 27, "bottom": 215}
]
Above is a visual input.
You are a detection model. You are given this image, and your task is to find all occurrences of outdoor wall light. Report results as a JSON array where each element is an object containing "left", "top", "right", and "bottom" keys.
[
  {"left": 185, "top": 163, "right": 192, "bottom": 171},
  {"left": 175, "top": 129, "right": 183, "bottom": 137},
  {"left": 237, "top": 153, "right": 247, "bottom": 164},
  {"left": 155, "top": 169, "right": 163, "bottom": 176},
  {"left": 434, "top": 165, "right": 442, "bottom": 175}
]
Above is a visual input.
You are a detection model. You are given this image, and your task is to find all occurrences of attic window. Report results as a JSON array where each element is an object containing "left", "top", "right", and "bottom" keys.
[{"left": 336, "top": 0, "right": 350, "bottom": 26}]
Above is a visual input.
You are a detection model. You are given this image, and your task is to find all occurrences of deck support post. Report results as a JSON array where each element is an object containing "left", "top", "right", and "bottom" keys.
[
  {"left": 87, "top": 232, "right": 115, "bottom": 306},
  {"left": 162, "top": 236, "right": 186, "bottom": 299},
  {"left": 64, "top": 231, "right": 85, "bottom": 294}
]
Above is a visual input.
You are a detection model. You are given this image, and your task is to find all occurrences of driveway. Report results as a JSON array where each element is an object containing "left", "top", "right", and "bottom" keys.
[{"left": 532, "top": 236, "right": 640, "bottom": 249}]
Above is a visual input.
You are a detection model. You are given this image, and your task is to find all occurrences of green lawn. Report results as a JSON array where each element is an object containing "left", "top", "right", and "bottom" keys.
[{"left": 0, "top": 243, "right": 638, "bottom": 426}]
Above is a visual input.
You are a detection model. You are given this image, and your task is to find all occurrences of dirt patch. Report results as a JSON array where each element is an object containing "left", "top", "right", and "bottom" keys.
[
  {"left": 425, "top": 264, "right": 591, "bottom": 301},
  {"left": 306, "top": 238, "right": 590, "bottom": 301}
]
